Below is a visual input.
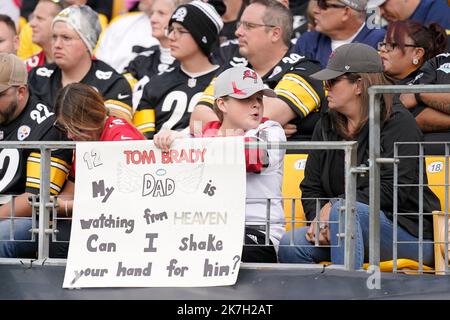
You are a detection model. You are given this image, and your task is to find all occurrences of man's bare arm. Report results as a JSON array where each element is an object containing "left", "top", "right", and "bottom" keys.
[
  {"left": 421, "top": 93, "right": 450, "bottom": 115},
  {"left": 0, "top": 193, "right": 33, "bottom": 219},
  {"left": 262, "top": 96, "right": 297, "bottom": 126},
  {"left": 415, "top": 107, "right": 450, "bottom": 132}
]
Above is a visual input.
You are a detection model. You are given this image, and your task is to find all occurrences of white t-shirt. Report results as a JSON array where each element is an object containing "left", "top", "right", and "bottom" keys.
[
  {"left": 195, "top": 119, "right": 287, "bottom": 246},
  {"left": 330, "top": 22, "right": 366, "bottom": 52},
  {"left": 244, "top": 120, "right": 286, "bottom": 246}
]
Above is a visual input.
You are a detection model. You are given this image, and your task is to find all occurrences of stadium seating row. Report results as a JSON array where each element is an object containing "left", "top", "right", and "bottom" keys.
[{"left": 281, "top": 153, "right": 450, "bottom": 273}]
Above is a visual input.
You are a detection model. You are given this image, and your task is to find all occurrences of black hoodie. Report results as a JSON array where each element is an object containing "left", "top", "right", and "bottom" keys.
[{"left": 301, "top": 101, "right": 440, "bottom": 239}]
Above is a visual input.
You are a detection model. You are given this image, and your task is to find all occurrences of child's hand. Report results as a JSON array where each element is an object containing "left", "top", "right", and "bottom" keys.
[
  {"left": 153, "top": 129, "right": 183, "bottom": 152},
  {"left": 282, "top": 123, "right": 297, "bottom": 138}
]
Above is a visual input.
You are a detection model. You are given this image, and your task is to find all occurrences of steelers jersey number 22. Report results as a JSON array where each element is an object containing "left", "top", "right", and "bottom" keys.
[
  {"left": 160, "top": 91, "right": 203, "bottom": 130},
  {"left": 0, "top": 149, "right": 20, "bottom": 193},
  {"left": 30, "top": 103, "right": 54, "bottom": 124}
]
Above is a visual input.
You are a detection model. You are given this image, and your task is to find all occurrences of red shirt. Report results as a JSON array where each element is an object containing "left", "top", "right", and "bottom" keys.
[
  {"left": 99, "top": 116, "right": 144, "bottom": 141},
  {"left": 25, "top": 51, "right": 46, "bottom": 72},
  {"left": 69, "top": 116, "right": 145, "bottom": 180}
]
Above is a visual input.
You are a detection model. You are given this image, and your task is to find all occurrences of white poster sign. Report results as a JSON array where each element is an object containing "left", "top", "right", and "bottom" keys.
[{"left": 63, "top": 137, "right": 246, "bottom": 288}]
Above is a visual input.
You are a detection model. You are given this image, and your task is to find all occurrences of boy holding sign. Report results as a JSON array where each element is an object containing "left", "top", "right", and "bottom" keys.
[{"left": 154, "top": 66, "right": 286, "bottom": 263}]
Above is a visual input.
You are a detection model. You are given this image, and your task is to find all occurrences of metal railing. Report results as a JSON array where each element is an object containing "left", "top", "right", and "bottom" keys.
[
  {"left": 5, "top": 84, "right": 450, "bottom": 274},
  {"left": 393, "top": 142, "right": 450, "bottom": 274},
  {"left": 0, "top": 141, "right": 75, "bottom": 266},
  {"left": 368, "top": 84, "right": 450, "bottom": 270}
]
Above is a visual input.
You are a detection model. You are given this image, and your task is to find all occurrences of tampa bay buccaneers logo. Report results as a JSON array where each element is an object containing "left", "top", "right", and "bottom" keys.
[
  {"left": 232, "top": 82, "right": 246, "bottom": 95},
  {"left": 243, "top": 69, "right": 257, "bottom": 83}
]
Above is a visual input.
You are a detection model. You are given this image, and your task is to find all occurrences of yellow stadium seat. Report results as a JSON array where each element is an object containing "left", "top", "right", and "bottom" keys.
[
  {"left": 112, "top": 0, "right": 127, "bottom": 20},
  {"left": 282, "top": 153, "right": 308, "bottom": 231},
  {"left": 433, "top": 211, "right": 450, "bottom": 275},
  {"left": 97, "top": 14, "right": 108, "bottom": 30},
  {"left": 363, "top": 259, "right": 433, "bottom": 273},
  {"left": 17, "top": 23, "right": 42, "bottom": 60},
  {"left": 316, "top": 260, "right": 433, "bottom": 272},
  {"left": 425, "top": 156, "right": 450, "bottom": 211},
  {"left": 426, "top": 156, "right": 450, "bottom": 274},
  {"left": 282, "top": 155, "right": 447, "bottom": 273},
  {"left": 18, "top": 16, "right": 27, "bottom": 33},
  {"left": 359, "top": 157, "right": 448, "bottom": 273}
]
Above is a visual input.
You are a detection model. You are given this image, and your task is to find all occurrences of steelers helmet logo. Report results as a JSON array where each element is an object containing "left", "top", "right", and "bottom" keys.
[
  {"left": 172, "top": 7, "right": 187, "bottom": 22},
  {"left": 17, "top": 125, "right": 31, "bottom": 141}
]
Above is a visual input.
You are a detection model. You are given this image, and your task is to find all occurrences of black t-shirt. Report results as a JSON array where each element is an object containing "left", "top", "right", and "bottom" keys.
[
  {"left": 410, "top": 52, "right": 450, "bottom": 117},
  {"left": 28, "top": 60, "right": 133, "bottom": 120},
  {"left": 133, "top": 66, "right": 220, "bottom": 139},
  {"left": 87, "top": 0, "right": 113, "bottom": 21},
  {"left": 417, "top": 52, "right": 450, "bottom": 85},
  {"left": 124, "top": 45, "right": 179, "bottom": 82}
]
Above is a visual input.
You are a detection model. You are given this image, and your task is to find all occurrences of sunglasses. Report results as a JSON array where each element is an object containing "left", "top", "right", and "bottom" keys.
[
  {"left": 324, "top": 75, "right": 360, "bottom": 89},
  {"left": 316, "top": 0, "right": 348, "bottom": 10}
]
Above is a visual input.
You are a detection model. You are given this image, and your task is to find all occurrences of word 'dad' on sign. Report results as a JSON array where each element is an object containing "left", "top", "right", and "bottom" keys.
[{"left": 63, "top": 138, "right": 246, "bottom": 288}]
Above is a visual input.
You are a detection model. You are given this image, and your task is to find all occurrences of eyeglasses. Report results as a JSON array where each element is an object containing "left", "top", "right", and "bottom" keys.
[
  {"left": 236, "top": 20, "right": 277, "bottom": 31},
  {"left": 51, "top": 34, "right": 80, "bottom": 46},
  {"left": 164, "top": 26, "right": 190, "bottom": 38},
  {"left": 316, "top": 0, "right": 348, "bottom": 10},
  {"left": 377, "top": 42, "right": 420, "bottom": 52}
]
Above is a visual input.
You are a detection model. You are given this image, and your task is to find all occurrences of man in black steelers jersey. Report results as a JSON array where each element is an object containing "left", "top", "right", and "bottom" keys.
[
  {"left": 0, "top": 53, "right": 72, "bottom": 258},
  {"left": 28, "top": 5, "right": 133, "bottom": 122},
  {"left": 133, "top": 0, "right": 223, "bottom": 139},
  {"left": 191, "top": 0, "right": 325, "bottom": 141}
]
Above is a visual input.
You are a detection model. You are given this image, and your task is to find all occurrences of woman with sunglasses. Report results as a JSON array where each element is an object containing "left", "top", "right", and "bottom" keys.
[{"left": 278, "top": 43, "right": 440, "bottom": 269}]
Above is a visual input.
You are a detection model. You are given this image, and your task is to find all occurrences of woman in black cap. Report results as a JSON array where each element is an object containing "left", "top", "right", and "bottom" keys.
[{"left": 278, "top": 43, "right": 441, "bottom": 269}]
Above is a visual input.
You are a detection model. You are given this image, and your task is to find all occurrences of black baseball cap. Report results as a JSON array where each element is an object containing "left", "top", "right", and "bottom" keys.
[{"left": 311, "top": 43, "right": 384, "bottom": 80}]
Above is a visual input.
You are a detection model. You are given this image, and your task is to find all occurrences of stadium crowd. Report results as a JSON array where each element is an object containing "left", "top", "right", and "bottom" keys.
[{"left": 0, "top": 0, "right": 449, "bottom": 268}]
